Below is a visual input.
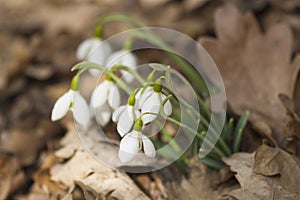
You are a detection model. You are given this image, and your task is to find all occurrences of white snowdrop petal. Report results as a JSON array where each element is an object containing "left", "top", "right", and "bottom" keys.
[
  {"left": 141, "top": 93, "right": 161, "bottom": 124},
  {"left": 117, "top": 107, "right": 135, "bottom": 137},
  {"left": 122, "top": 71, "right": 135, "bottom": 83},
  {"left": 88, "top": 69, "right": 102, "bottom": 77},
  {"left": 119, "top": 131, "right": 139, "bottom": 163},
  {"left": 88, "top": 42, "right": 112, "bottom": 65},
  {"left": 95, "top": 104, "right": 112, "bottom": 126},
  {"left": 91, "top": 81, "right": 109, "bottom": 108},
  {"left": 134, "top": 109, "right": 141, "bottom": 120},
  {"left": 119, "top": 52, "right": 137, "bottom": 68},
  {"left": 73, "top": 92, "right": 90, "bottom": 126},
  {"left": 164, "top": 100, "right": 172, "bottom": 116},
  {"left": 106, "top": 50, "right": 137, "bottom": 67},
  {"left": 51, "top": 90, "right": 72, "bottom": 121},
  {"left": 142, "top": 135, "right": 156, "bottom": 158},
  {"left": 108, "top": 84, "right": 121, "bottom": 110},
  {"left": 76, "top": 38, "right": 102, "bottom": 60},
  {"left": 124, "top": 53, "right": 137, "bottom": 68},
  {"left": 161, "top": 94, "right": 172, "bottom": 116},
  {"left": 105, "top": 50, "right": 126, "bottom": 68},
  {"left": 137, "top": 88, "right": 152, "bottom": 109},
  {"left": 112, "top": 105, "right": 126, "bottom": 122}
]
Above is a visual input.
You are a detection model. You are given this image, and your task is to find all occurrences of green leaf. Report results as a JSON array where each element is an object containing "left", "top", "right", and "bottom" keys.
[
  {"left": 71, "top": 61, "right": 105, "bottom": 71},
  {"left": 152, "top": 140, "right": 187, "bottom": 173},
  {"left": 199, "top": 157, "right": 225, "bottom": 170},
  {"left": 222, "top": 117, "right": 234, "bottom": 141},
  {"left": 233, "top": 111, "right": 249, "bottom": 153}
]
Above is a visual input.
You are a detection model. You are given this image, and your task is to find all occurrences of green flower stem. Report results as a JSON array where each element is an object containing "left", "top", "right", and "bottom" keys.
[
  {"left": 162, "top": 81, "right": 231, "bottom": 156},
  {"left": 72, "top": 62, "right": 132, "bottom": 94},
  {"left": 165, "top": 116, "right": 226, "bottom": 158},
  {"left": 97, "top": 14, "right": 208, "bottom": 96},
  {"left": 163, "top": 73, "right": 231, "bottom": 156},
  {"left": 97, "top": 14, "right": 145, "bottom": 29},
  {"left": 114, "top": 65, "right": 145, "bottom": 84},
  {"left": 159, "top": 125, "right": 189, "bottom": 164},
  {"left": 199, "top": 115, "right": 231, "bottom": 156}
]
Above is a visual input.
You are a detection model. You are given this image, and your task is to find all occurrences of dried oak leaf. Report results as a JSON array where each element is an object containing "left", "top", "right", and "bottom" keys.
[
  {"left": 0, "top": 155, "right": 26, "bottom": 200},
  {"left": 269, "top": 0, "right": 300, "bottom": 11},
  {"left": 223, "top": 151, "right": 300, "bottom": 199},
  {"left": 278, "top": 94, "right": 300, "bottom": 154},
  {"left": 253, "top": 144, "right": 300, "bottom": 194},
  {"left": 0, "top": 120, "right": 64, "bottom": 166},
  {"left": 157, "top": 158, "right": 237, "bottom": 200},
  {"left": 50, "top": 125, "right": 149, "bottom": 200},
  {"left": 199, "top": 3, "right": 300, "bottom": 146}
]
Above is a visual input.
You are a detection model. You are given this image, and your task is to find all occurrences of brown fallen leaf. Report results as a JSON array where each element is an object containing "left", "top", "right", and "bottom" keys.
[
  {"left": 0, "top": 120, "right": 64, "bottom": 166},
  {"left": 0, "top": 155, "right": 26, "bottom": 200},
  {"left": 269, "top": 0, "right": 300, "bottom": 11},
  {"left": 278, "top": 94, "right": 300, "bottom": 154},
  {"left": 199, "top": 3, "right": 300, "bottom": 146},
  {"left": 223, "top": 150, "right": 300, "bottom": 199},
  {"left": 50, "top": 124, "right": 150, "bottom": 200},
  {"left": 183, "top": 0, "right": 209, "bottom": 11},
  {"left": 253, "top": 144, "right": 300, "bottom": 194},
  {"left": 157, "top": 158, "right": 238, "bottom": 200},
  {"left": 0, "top": 33, "right": 33, "bottom": 91}
]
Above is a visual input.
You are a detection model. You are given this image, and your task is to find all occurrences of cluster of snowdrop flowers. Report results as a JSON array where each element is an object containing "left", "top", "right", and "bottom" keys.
[
  {"left": 76, "top": 37, "right": 137, "bottom": 82},
  {"left": 51, "top": 36, "right": 173, "bottom": 163}
]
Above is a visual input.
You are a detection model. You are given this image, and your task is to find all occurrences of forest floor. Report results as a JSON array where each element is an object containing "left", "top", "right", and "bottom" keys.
[{"left": 1, "top": 0, "right": 300, "bottom": 199}]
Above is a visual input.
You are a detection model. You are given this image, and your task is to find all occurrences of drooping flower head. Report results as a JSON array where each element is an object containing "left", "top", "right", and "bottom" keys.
[
  {"left": 118, "top": 118, "right": 156, "bottom": 163},
  {"left": 91, "top": 72, "right": 120, "bottom": 126},
  {"left": 105, "top": 50, "right": 137, "bottom": 82},
  {"left": 51, "top": 75, "right": 90, "bottom": 126},
  {"left": 138, "top": 79, "right": 172, "bottom": 124},
  {"left": 112, "top": 92, "right": 140, "bottom": 137},
  {"left": 76, "top": 37, "right": 112, "bottom": 76}
]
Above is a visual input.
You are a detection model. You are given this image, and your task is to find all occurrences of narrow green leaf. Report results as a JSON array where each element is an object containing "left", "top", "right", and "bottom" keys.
[
  {"left": 222, "top": 117, "right": 234, "bottom": 141},
  {"left": 71, "top": 61, "right": 105, "bottom": 71},
  {"left": 199, "top": 157, "right": 225, "bottom": 170},
  {"left": 233, "top": 111, "right": 249, "bottom": 153}
]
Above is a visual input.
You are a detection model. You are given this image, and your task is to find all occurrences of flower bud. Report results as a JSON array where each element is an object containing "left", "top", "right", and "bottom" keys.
[
  {"left": 134, "top": 118, "right": 143, "bottom": 132},
  {"left": 153, "top": 79, "right": 162, "bottom": 92}
]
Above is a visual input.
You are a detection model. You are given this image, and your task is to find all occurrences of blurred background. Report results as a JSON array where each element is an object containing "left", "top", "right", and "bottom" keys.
[{"left": 1, "top": 0, "right": 300, "bottom": 199}]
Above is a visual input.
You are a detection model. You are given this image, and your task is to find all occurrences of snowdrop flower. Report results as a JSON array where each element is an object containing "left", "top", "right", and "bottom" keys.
[
  {"left": 105, "top": 50, "right": 137, "bottom": 82},
  {"left": 119, "top": 118, "right": 156, "bottom": 163},
  {"left": 91, "top": 75, "right": 120, "bottom": 126},
  {"left": 138, "top": 80, "right": 172, "bottom": 124},
  {"left": 112, "top": 94, "right": 140, "bottom": 137},
  {"left": 76, "top": 37, "right": 112, "bottom": 76},
  {"left": 51, "top": 76, "right": 90, "bottom": 126}
]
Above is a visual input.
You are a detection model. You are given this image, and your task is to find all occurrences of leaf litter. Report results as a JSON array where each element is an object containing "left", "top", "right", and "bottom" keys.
[{"left": 1, "top": 0, "right": 300, "bottom": 199}]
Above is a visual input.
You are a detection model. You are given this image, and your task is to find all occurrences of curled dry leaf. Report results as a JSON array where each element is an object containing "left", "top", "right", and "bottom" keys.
[
  {"left": 157, "top": 158, "right": 237, "bottom": 200},
  {"left": 50, "top": 125, "right": 149, "bottom": 200},
  {"left": 269, "top": 0, "right": 300, "bottom": 11},
  {"left": 253, "top": 144, "right": 300, "bottom": 194},
  {"left": 199, "top": 3, "right": 300, "bottom": 146},
  {"left": 0, "top": 33, "right": 33, "bottom": 91},
  {"left": 278, "top": 94, "right": 300, "bottom": 154},
  {"left": 0, "top": 155, "right": 26, "bottom": 200},
  {"left": 223, "top": 150, "right": 300, "bottom": 199},
  {"left": 19, "top": 153, "right": 68, "bottom": 200}
]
